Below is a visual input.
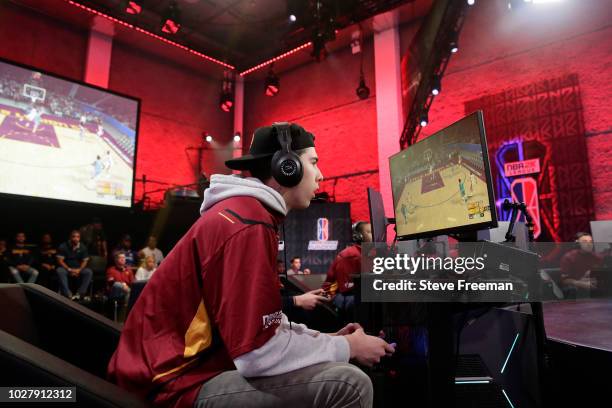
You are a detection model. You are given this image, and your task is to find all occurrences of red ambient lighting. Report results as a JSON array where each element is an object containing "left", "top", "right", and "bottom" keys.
[
  {"left": 64, "top": 1, "right": 234, "bottom": 69},
  {"left": 240, "top": 42, "right": 312, "bottom": 76},
  {"left": 126, "top": 1, "right": 142, "bottom": 15},
  {"left": 162, "top": 19, "right": 180, "bottom": 34}
]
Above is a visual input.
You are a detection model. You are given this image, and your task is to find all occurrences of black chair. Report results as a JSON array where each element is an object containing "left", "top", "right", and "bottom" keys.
[{"left": 0, "top": 283, "right": 149, "bottom": 407}]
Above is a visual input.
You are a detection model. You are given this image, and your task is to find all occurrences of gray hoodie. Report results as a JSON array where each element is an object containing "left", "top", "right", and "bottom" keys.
[
  {"left": 200, "top": 174, "right": 287, "bottom": 216},
  {"left": 200, "top": 174, "right": 350, "bottom": 377}
]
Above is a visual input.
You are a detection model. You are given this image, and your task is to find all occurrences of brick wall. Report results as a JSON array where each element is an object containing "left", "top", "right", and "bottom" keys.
[{"left": 243, "top": 39, "right": 379, "bottom": 222}]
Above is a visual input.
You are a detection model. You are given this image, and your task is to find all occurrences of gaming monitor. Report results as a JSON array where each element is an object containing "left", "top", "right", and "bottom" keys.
[
  {"left": 367, "top": 187, "right": 388, "bottom": 243},
  {"left": 0, "top": 58, "right": 139, "bottom": 207},
  {"left": 389, "top": 111, "right": 497, "bottom": 240}
]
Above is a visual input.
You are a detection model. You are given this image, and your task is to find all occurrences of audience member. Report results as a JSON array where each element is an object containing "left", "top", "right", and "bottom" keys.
[
  {"left": 286, "top": 256, "right": 311, "bottom": 275},
  {"left": 139, "top": 236, "right": 164, "bottom": 266},
  {"left": 135, "top": 255, "right": 156, "bottom": 281},
  {"left": 276, "top": 259, "right": 285, "bottom": 275},
  {"left": 37, "top": 233, "right": 57, "bottom": 287},
  {"left": 323, "top": 221, "right": 372, "bottom": 316},
  {"left": 560, "top": 232, "right": 602, "bottom": 296},
  {"left": 56, "top": 230, "right": 93, "bottom": 301},
  {"left": 113, "top": 234, "right": 138, "bottom": 273},
  {"left": 0, "top": 238, "right": 9, "bottom": 282},
  {"left": 8, "top": 232, "right": 38, "bottom": 283},
  {"left": 79, "top": 217, "right": 108, "bottom": 258},
  {"left": 106, "top": 252, "right": 134, "bottom": 303}
]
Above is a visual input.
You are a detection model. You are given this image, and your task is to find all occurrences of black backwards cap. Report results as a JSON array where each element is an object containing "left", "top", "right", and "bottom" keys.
[{"left": 225, "top": 123, "right": 315, "bottom": 170}]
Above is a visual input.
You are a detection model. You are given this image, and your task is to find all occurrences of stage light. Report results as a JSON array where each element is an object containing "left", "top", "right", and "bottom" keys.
[
  {"left": 233, "top": 133, "right": 241, "bottom": 143},
  {"left": 356, "top": 74, "right": 370, "bottom": 100},
  {"left": 287, "top": 0, "right": 301, "bottom": 24},
  {"left": 467, "top": 0, "right": 475, "bottom": 5},
  {"left": 220, "top": 71, "right": 234, "bottom": 111},
  {"left": 431, "top": 75, "right": 441, "bottom": 96},
  {"left": 205, "top": 134, "right": 213, "bottom": 143},
  {"left": 264, "top": 66, "right": 280, "bottom": 97},
  {"left": 125, "top": 0, "right": 143, "bottom": 14},
  {"left": 420, "top": 113, "right": 429, "bottom": 127},
  {"left": 161, "top": 1, "right": 181, "bottom": 34},
  {"left": 220, "top": 92, "right": 233, "bottom": 112}
]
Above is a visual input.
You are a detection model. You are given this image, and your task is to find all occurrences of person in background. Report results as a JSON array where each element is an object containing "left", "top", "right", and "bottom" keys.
[
  {"left": 113, "top": 234, "right": 138, "bottom": 273},
  {"left": 37, "top": 233, "right": 57, "bottom": 288},
  {"left": 286, "top": 256, "right": 310, "bottom": 275},
  {"left": 139, "top": 236, "right": 164, "bottom": 266},
  {"left": 80, "top": 217, "right": 108, "bottom": 259},
  {"left": 324, "top": 221, "right": 372, "bottom": 318},
  {"left": 135, "top": 255, "right": 156, "bottom": 282},
  {"left": 8, "top": 232, "right": 38, "bottom": 284},
  {"left": 560, "top": 232, "right": 602, "bottom": 296},
  {"left": 0, "top": 238, "right": 10, "bottom": 282},
  {"left": 56, "top": 230, "right": 92, "bottom": 301},
  {"left": 106, "top": 252, "right": 134, "bottom": 304}
]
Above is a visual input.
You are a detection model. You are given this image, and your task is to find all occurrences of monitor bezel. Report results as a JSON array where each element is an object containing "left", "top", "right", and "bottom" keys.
[
  {"left": 367, "top": 187, "right": 388, "bottom": 243},
  {"left": 0, "top": 56, "right": 141, "bottom": 209},
  {"left": 389, "top": 111, "right": 498, "bottom": 241}
]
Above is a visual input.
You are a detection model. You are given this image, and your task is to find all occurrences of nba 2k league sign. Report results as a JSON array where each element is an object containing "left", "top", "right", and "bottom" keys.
[{"left": 308, "top": 218, "right": 338, "bottom": 250}]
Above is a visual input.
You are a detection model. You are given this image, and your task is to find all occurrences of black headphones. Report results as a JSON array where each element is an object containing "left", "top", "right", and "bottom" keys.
[
  {"left": 271, "top": 122, "right": 303, "bottom": 187},
  {"left": 352, "top": 221, "right": 366, "bottom": 243}
]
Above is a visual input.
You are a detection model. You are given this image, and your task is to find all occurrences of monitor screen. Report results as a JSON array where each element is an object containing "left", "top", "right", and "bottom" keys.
[
  {"left": 0, "top": 58, "right": 139, "bottom": 207},
  {"left": 367, "top": 187, "right": 388, "bottom": 243},
  {"left": 389, "top": 111, "right": 497, "bottom": 239}
]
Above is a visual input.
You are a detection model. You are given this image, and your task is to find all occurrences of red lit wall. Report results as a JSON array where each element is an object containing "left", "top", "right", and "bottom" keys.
[
  {"left": 400, "top": 0, "right": 612, "bottom": 220},
  {"left": 0, "top": 2, "right": 232, "bottom": 207},
  {"left": 243, "top": 40, "right": 379, "bottom": 222},
  {"left": 109, "top": 44, "right": 232, "bottom": 205},
  {"left": 0, "top": 2, "right": 86, "bottom": 81}
]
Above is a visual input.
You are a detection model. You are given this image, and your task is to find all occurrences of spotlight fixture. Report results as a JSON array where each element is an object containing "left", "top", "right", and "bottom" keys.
[
  {"left": 449, "top": 32, "right": 459, "bottom": 53},
  {"left": 420, "top": 113, "right": 429, "bottom": 127},
  {"left": 356, "top": 75, "right": 370, "bottom": 100},
  {"left": 467, "top": 0, "right": 475, "bottom": 5},
  {"left": 233, "top": 133, "right": 241, "bottom": 143},
  {"left": 205, "top": 134, "right": 213, "bottom": 143},
  {"left": 220, "top": 71, "right": 234, "bottom": 112},
  {"left": 431, "top": 75, "right": 441, "bottom": 96},
  {"left": 125, "top": 0, "right": 143, "bottom": 15},
  {"left": 161, "top": 1, "right": 181, "bottom": 34},
  {"left": 264, "top": 65, "right": 280, "bottom": 97},
  {"left": 287, "top": 0, "right": 301, "bottom": 23}
]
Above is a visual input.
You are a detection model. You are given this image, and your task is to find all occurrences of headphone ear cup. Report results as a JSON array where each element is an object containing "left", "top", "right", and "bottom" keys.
[
  {"left": 352, "top": 222, "right": 364, "bottom": 243},
  {"left": 272, "top": 150, "right": 303, "bottom": 187}
]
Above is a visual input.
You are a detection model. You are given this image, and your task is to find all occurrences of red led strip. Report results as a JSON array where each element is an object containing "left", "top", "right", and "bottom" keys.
[
  {"left": 65, "top": 0, "right": 234, "bottom": 69},
  {"left": 239, "top": 42, "right": 312, "bottom": 76}
]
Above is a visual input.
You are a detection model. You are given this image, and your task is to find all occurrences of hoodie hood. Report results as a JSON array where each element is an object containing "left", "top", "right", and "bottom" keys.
[{"left": 200, "top": 174, "right": 287, "bottom": 216}]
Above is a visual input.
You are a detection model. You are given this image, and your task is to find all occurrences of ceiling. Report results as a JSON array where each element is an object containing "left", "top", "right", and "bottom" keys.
[{"left": 11, "top": 0, "right": 433, "bottom": 79}]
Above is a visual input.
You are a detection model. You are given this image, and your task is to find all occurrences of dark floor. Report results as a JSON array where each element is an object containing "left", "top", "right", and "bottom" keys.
[{"left": 543, "top": 299, "right": 612, "bottom": 352}]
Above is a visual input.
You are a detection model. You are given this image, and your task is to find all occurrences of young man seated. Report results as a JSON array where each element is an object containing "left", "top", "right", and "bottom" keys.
[
  {"left": 108, "top": 123, "right": 394, "bottom": 408},
  {"left": 56, "top": 230, "right": 93, "bottom": 301}
]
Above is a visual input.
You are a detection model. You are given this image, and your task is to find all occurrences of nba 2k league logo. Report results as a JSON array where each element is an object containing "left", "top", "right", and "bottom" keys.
[
  {"left": 308, "top": 218, "right": 338, "bottom": 250},
  {"left": 317, "top": 218, "right": 329, "bottom": 241}
]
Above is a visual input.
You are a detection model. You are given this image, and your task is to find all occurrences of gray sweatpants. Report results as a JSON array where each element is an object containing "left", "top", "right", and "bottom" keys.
[{"left": 194, "top": 362, "right": 373, "bottom": 408}]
